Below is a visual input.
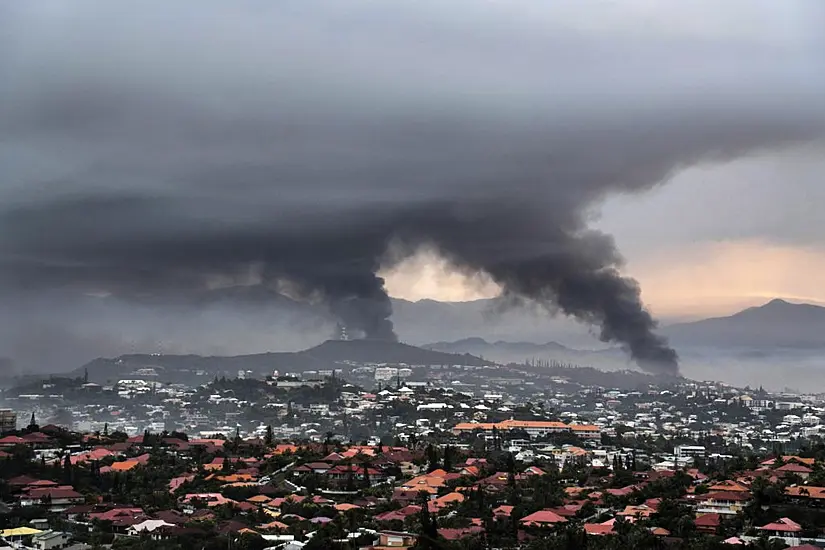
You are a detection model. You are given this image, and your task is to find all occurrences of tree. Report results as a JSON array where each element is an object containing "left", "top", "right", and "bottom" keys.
[
  {"left": 233, "top": 426, "right": 241, "bottom": 452},
  {"left": 654, "top": 498, "right": 695, "bottom": 538},
  {"left": 426, "top": 445, "right": 440, "bottom": 473},
  {"left": 324, "top": 431, "right": 334, "bottom": 456},
  {"left": 362, "top": 461, "right": 371, "bottom": 489},
  {"left": 63, "top": 453, "right": 73, "bottom": 484},
  {"left": 235, "top": 533, "right": 268, "bottom": 550},
  {"left": 414, "top": 493, "right": 440, "bottom": 550},
  {"left": 346, "top": 462, "right": 356, "bottom": 492},
  {"left": 443, "top": 445, "right": 453, "bottom": 472},
  {"left": 264, "top": 425, "right": 274, "bottom": 447}
]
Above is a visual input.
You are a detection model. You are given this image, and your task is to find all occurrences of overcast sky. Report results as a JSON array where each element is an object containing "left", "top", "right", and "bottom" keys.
[
  {"left": 2, "top": 0, "right": 825, "bottom": 328},
  {"left": 389, "top": 144, "right": 825, "bottom": 319}
]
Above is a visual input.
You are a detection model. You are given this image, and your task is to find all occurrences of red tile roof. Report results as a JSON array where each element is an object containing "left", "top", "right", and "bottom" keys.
[
  {"left": 520, "top": 510, "right": 569, "bottom": 526},
  {"left": 695, "top": 513, "right": 721, "bottom": 528},
  {"left": 584, "top": 524, "right": 614, "bottom": 536},
  {"left": 759, "top": 518, "right": 802, "bottom": 533}
]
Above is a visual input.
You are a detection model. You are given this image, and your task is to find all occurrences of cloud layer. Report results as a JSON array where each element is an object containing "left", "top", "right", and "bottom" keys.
[{"left": 1, "top": 0, "right": 824, "bottom": 374}]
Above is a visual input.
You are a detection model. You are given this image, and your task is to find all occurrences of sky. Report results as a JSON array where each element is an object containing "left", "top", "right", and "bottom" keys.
[
  {"left": 385, "top": 145, "right": 825, "bottom": 319},
  {"left": 1, "top": 0, "right": 825, "bottom": 371}
]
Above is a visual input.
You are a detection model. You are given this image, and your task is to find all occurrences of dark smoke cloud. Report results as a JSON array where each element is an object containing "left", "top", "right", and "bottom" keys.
[{"left": 1, "top": 1, "right": 824, "bottom": 375}]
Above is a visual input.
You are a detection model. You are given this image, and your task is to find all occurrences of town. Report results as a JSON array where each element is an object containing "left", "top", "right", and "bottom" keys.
[{"left": 1, "top": 357, "right": 825, "bottom": 550}]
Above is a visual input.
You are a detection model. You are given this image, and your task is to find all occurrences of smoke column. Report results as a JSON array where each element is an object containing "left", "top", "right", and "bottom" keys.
[{"left": 1, "top": 0, "right": 824, "bottom": 375}]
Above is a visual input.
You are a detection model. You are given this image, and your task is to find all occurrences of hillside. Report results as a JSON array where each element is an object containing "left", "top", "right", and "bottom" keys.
[
  {"left": 74, "top": 339, "right": 492, "bottom": 384},
  {"left": 391, "top": 297, "right": 598, "bottom": 347},
  {"left": 425, "top": 338, "right": 574, "bottom": 361},
  {"left": 662, "top": 299, "right": 825, "bottom": 349}
]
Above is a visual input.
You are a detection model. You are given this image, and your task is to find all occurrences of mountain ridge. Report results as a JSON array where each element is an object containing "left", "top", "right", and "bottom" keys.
[
  {"left": 73, "top": 338, "right": 494, "bottom": 384},
  {"left": 661, "top": 298, "right": 825, "bottom": 349}
]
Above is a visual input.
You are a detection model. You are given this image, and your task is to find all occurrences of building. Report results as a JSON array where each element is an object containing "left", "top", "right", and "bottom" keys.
[
  {"left": 374, "top": 367, "right": 399, "bottom": 382},
  {"left": 376, "top": 531, "right": 417, "bottom": 548},
  {"left": 675, "top": 445, "right": 707, "bottom": 460},
  {"left": 452, "top": 419, "right": 600, "bottom": 440},
  {"left": 694, "top": 491, "right": 750, "bottom": 516},
  {"left": 0, "top": 409, "right": 16, "bottom": 433},
  {"left": 19, "top": 488, "right": 85, "bottom": 512},
  {"left": 32, "top": 530, "right": 72, "bottom": 550}
]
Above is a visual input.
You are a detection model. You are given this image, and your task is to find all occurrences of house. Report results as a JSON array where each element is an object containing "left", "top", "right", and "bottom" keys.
[
  {"left": 128, "top": 520, "right": 175, "bottom": 536},
  {"left": 584, "top": 521, "right": 615, "bottom": 536},
  {"left": 761, "top": 456, "right": 815, "bottom": 468},
  {"left": 19, "top": 488, "right": 85, "bottom": 512},
  {"left": 493, "top": 505, "right": 514, "bottom": 518},
  {"left": 31, "top": 530, "right": 71, "bottom": 550},
  {"left": 694, "top": 491, "right": 750, "bottom": 516},
  {"left": 168, "top": 475, "right": 194, "bottom": 493},
  {"left": 605, "top": 485, "right": 638, "bottom": 497},
  {"left": 293, "top": 462, "right": 331, "bottom": 475},
  {"left": 334, "top": 503, "right": 360, "bottom": 512},
  {"left": 88, "top": 507, "right": 148, "bottom": 532},
  {"left": 181, "top": 493, "right": 236, "bottom": 507},
  {"left": 617, "top": 504, "right": 655, "bottom": 519},
  {"left": 71, "top": 448, "right": 115, "bottom": 465},
  {"left": 774, "top": 463, "right": 813, "bottom": 480},
  {"left": 375, "top": 531, "right": 418, "bottom": 548},
  {"left": 759, "top": 517, "right": 802, "bottom": 537},
  {"left": 153, "top": 510, "right": 188, "bottom": 525},
  {"left": 375, "top": 505, "right": 421, "bottom": 523},
  {"left": 0, "top": 436, "right": 27, "bottom": 447},
  {"left": 706, "top": 480, "right": 750, "bottom": 494},
  {"left": 569, "top": 424, "right": 602, "bottom": 440},
  {"left": 428, "top": 492, "right": 464, "bottom": 513},
  {"left": 438, "top": 527, "right": 484, "bottom": 540},
  {"left": 694, "top": 513, "right": 721, "bottom": 535},
  {"left": 520, "top": 510, "right": 568, "bottom": 528},
  {"left": 63, "top": 504, "right": 95, "bottom": 520},
  {"left": 476, "top": 472, "right": 511, "bottom": 492},
  {"left": 7, "top": 475, "right": 41, "bottom": 488},
  {"left": 786, "top": 485, "right": 825, "bottom": 501},
  {"left": 399, "top": 472, "right": 447, "bottom": 494}
]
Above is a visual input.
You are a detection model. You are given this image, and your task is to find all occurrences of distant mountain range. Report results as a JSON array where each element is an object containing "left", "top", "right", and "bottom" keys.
[
  {"left": 422, "top": 298, "right": 825, "bottom": 352},
  {"left": 661, "top": 298, "right": 825, "bottom": 350},
  {"left": 5, "top": 289, "right": 825, "bottom": 380},
  {"left": 421, "top": 299, "right": 825, "bottom": 363}
]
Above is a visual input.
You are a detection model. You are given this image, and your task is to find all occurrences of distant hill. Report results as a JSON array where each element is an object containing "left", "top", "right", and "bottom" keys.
[
  {"left": 662, "top": 299, "right": 825, "bottom": 349},
  {"left": 74, "top": 339, "right": 492, "bottom": 384},
  {"left": 419, "top": 299, "right": 825, "bottom": 357},
  {"left": 425, "top": 337, "right": 573, "bottom": 361},
  {"left": 422, "top": 337, "right": 628, "bottom": 368},
  {"left": 302, "top": 339, "right": 491, "bottom": 366},
  {"left": 390, "top": 297, "right": 599, "bottom": 348}
]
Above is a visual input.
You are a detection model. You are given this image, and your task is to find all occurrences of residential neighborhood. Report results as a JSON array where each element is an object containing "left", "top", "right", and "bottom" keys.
[{"left": 2, "top": 362, "right": 825, "bottom": 549}]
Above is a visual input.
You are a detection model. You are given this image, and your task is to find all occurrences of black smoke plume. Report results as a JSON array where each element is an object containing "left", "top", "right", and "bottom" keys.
[{"left": 1, "top": 1, "right": 824, "bottom": 375}]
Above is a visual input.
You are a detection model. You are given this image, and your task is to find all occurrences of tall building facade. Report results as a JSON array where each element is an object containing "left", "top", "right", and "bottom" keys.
[{"left": 0, "top": 409, "right": 17, "bottom": 433}]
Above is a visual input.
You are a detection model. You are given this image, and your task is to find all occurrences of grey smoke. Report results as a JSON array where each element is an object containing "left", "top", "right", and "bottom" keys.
[{"left": 1, "top": 1, "right": 824, "bottom": 375}]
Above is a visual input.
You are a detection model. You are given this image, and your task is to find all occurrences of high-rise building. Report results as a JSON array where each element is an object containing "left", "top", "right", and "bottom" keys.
[{"left": 0, "top": 409, "right": 17, "bottom": 433}]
